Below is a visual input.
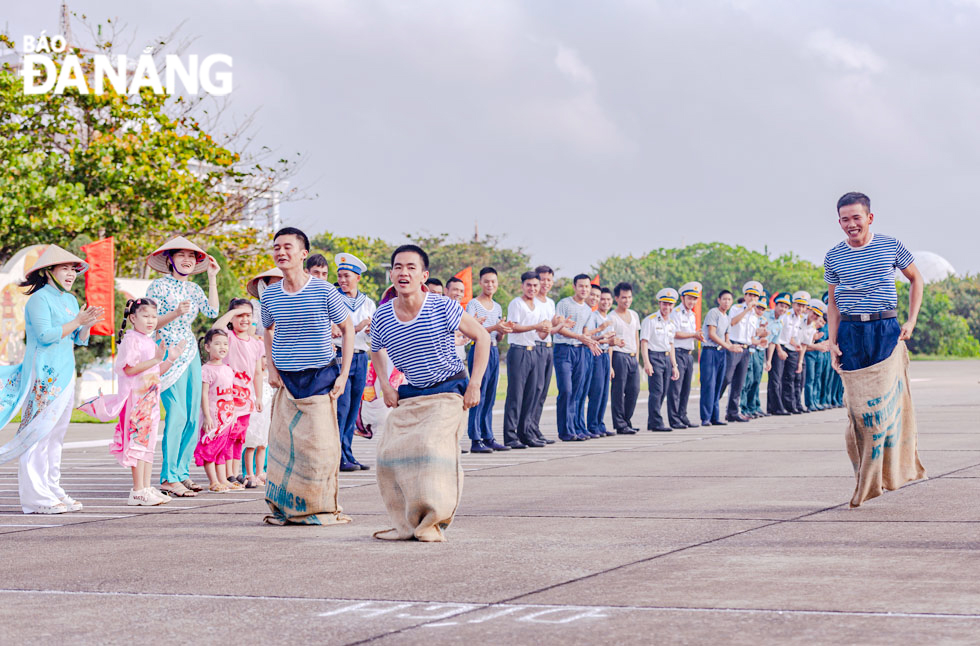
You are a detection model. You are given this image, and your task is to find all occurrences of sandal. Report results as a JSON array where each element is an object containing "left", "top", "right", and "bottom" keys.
[
  {"left": 61, "top": 496, "right": 83, "bottom": 512},
  {"left": 209, "top": 483, "right": 230, "bottom": 493},
  {"left": 226, "top": 481, "right": 245, "bottom": 491},
  {"left": 244, "top": 477, "right": 258, "bottom": 489},
  {"left": 161, "top": 481, "right": 198, "bottom": 498},
  {"left": 180, "top": 479, "right": 204, "bottom": 492}
]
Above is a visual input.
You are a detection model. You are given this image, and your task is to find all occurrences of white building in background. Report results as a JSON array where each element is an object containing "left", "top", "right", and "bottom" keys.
[{"left": 898, "top": 251, "right": 957, "bottom": 284}]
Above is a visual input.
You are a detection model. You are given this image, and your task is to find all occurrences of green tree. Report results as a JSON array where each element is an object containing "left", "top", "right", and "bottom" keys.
[
  {"left": 308, "top": 232, "right": 394, "bottom": 301},
  {"left": 595, "top": 243, "right": 825, "bottom": 318},
  {"left": 898, "top": 283, "right": 980, "bottom": 357}
]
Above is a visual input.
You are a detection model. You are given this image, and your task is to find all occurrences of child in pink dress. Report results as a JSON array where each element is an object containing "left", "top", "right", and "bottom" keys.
[
  {"left": 79, "top": 298, "right": 184, "bottom": 506},
  {"left": 194, "top": 329, "right": 241, "bottom": 493},
  {"left": 211, "top": 298, "right": 265, "bottom": 488}
]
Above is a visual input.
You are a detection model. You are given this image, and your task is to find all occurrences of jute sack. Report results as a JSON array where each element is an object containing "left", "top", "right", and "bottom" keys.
[
  {"left": 264, "top": 387, "right": 351, "bottom": 525},
  {"left": 374, "top": 392, "right": 466, "bottom": 542},
  {"left": 842, "top": 341, "right": 926, "bottom": 507}
]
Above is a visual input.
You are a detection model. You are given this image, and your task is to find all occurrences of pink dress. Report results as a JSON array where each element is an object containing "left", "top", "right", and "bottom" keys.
[
  {"left": 78, "top": 331, "right": 161, "bottom": 467},
  {"left": 225, "top": 332, "right": 265, "bottom": 456},
  {"left": 194, "top": 363, "right": 237, "bottom": 466}
]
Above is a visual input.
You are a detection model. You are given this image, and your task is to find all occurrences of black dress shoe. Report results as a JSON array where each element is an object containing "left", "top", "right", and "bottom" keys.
[
  {"left": 648, "top": 426, "right": 672, "bottom": 432},
  {"left": 683, "top": 421, "right": 700, "bottom": 428},
  {"left": 488, "top": 440, "right": 511, "bottom": 451},
  {"left": 470, "top": 440, "right": 494, "bottom": 454},
  {"left": 670, "top": 425, "right": 688, "bottom": 430},
  {"left": 356, "top": 461, "right": 371, "bottom": 471},
  {"left": 616, "top": 428, "right": 637, "bottom": 435},
  {"left": 505, "top": 442, "right": 528, "bottom": 449},
  {"left": 726, "top": 414, "right": 750, "bottom": 423},
  {"left": 522, "top": 439, "right": 546, "bottom": 447},
  {"left": 543, "top": 438, "right": 556, "bottom": 444},
  {"left": 772, "top": 411, "right": 790, "bottom": 416},
  {"left": 712, "top": 420, "right": 728, "bottom": 426},
  {"left": 339, "top": 461, "right": 359, "bottom": 472}
]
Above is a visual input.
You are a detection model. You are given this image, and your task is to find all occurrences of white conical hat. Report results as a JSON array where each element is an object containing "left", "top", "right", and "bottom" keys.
[
  {"left": 25, "top": 244, "right": 88, "bottom": 279},
  {"left": 246, "top": 267, "right": 283, "bottom": 299},
  {"left": 147, "top": 236, "right": 209, "bottom": 275}
]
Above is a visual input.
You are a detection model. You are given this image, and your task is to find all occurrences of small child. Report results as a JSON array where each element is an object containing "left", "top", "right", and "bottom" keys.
[
  {"left": 194, "top": 329, "right": 243, "bottom": 493},
  {"left": 212, "top": 298, "right": 265, "bottom": 488},
  {"left": 243, "top": 355, "right": 272, "bottom": 487},
  {"left": 79, "top": 298, "right": 183, "bottom": 506}
]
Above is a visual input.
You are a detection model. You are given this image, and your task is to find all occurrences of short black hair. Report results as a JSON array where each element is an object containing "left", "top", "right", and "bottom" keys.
[
  {"left": 535, "top": 265, "right": 554, "bottom": 276},
  {"left": 613, "top": 282, "right": 633, "bottom": 297},
  {"left": 479, "top": 266, "right": 497, "bottom": 278},
  {"left": 391, "top": 244, "right": 429, "bottom": 270},
  {"left": 600, "top": 287, "right": 613, "bottom": 295},
  {"left": 274, "top": 226, "right": 310, "bottom": 251},
  {"left": 837, "top": 192, "right": 870, "bottom": 213},
  {"left": 305, "top": 253, "right": 329, "bottom": 270},
  {"left": 520, "top": 271, "right": 539, "bottom": 283},
  {"left": 590, "top": 284, "right": 601, "bottom": 292},
  {"left": 425, "top": 277, "right": 444, "bottom": 288},
  {"left": 446, "top": 276, "right": 463, "bottom": 287},
  {"left": 573, "top": 273, "right": 591, "bottom": 285},
  {"left": 717, "top": 289, "right": 733, "bottom": 300}
]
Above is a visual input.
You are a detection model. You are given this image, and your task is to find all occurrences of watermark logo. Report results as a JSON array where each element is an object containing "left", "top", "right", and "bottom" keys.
[{"left": 20, "top": 32, "right": 232, "bottom": 96}]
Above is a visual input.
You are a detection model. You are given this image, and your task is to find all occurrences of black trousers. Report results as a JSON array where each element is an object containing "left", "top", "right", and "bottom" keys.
[
  {"left": 781, "top": 349, "right": 803, "bottom": 413},
  {"left": 667, "top": 349, "right": 695, "bottom": 426},
  {"left": 646, "top": 351, "right": 670, "bottom": 429},
  {"left": 767, "top": 351, "right": 786, "bottom": 414},
  {"left": 503, "top": 345, "right": 542, "bottom": 445},
  {"left": 528, "top": 344, "right": 553, "bottom": 440},
  {"left": 610, "top": 352, "right": 640, "bottom": 431},
  {"left": 722, "top": 348, "right": 750, "bottom": 418}
]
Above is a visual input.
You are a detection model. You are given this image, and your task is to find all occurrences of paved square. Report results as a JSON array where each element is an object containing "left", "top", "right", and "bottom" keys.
[{"left": 1, "top": 360, "right": 978, "bottom": 644}]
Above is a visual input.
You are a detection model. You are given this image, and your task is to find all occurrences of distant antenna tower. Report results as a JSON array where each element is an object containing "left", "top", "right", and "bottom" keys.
[
  {"left": 60, "top": 1, "right": 74, "bottom": 49},
  {"left": 474, "top": 221, "right": 479, "bottom": 243}
]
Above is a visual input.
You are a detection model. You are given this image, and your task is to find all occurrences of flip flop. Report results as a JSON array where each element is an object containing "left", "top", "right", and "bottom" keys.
[
  {"left": 181, "top": 479, "right": 204, "bottom": 492},
  {"left": 162, "top": 481, "right": 198, "bottom": 497}
]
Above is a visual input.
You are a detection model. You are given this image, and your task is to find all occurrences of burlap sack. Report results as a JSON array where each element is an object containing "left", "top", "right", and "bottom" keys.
[
  {"left": 842, "top": 341, "right": 926, "bottom": 507},
  {"left": 264, "top": 387, "right": 351, "bottom": 525},
  {"left": 374, "top": 392, "right": 466, "bottom": 542}
]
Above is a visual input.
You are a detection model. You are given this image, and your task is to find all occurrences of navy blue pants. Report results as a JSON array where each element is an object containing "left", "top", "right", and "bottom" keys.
[
  {"left": 467, "top": 345, "right": 499, "bottom": 442},
  {"left": 838, "top": 318, "right": 900, "bottom": 371},
  {"left": 279, "top": 364, "right": 339, "bottom": 399},
  {"left": 699, "top": 347, "right": 727, "bottom": 424},
  {"left": 586, "top": 351, "right": 610, "bottom": 433},
  {"left": 335, "top": 352, "right": 368, "bottom": 464},
  {"left": 575, "top": 346, "right": 594, "bottom": 437},
  {"left": 554, "top": 344, "right": 587, "bottom": 440},
  {"left": 398, "top": 375, "right": 468, "bottom": 400}
]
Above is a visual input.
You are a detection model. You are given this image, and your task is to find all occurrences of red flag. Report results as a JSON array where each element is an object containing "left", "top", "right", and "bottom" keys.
[
  {"left": 591, "top": 273, "right": 600, "bottom": 286},
  {"left": 82, "top": 237, "right": 115, "bottom": 337},
  {"left": 454, "top": 266, "right": 473, "bottom": 307},
  {"left": 694, "top": 294, "right": 702, "bottom": 332}
]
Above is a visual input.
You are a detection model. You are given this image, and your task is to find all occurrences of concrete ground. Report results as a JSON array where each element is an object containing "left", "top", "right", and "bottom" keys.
[{"left": 1, "top": 360, "right": 978, "bottom": 645}]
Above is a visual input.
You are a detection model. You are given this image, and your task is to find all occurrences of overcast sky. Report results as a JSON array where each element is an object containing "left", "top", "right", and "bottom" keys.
[{"left": 7, "top": 1, "right": 980, "bottom": 276}]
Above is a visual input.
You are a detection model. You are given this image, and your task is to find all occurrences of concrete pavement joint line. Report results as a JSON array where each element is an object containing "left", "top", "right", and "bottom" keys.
[{"left": 12, "top": 588, "right": 977, "bottom": 622}]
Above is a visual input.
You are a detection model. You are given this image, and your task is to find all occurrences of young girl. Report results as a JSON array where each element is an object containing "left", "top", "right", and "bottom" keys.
[
  {"left": 193, "top": 329, "right": 242, "bottom": 493},
  {"left": 80, "top": 298, "right": 183, "bottom": 506},
  {"left": 211, "top": 299, "right": 265, "bottom": 488}
]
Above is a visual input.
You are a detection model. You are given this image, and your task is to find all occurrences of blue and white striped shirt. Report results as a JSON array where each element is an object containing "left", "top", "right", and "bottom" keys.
[
  {"left": 466, "top": 298, "right": 503, "bottom": 343},
  {"left": 260, "top": 276, "right": 350, "bottom": 371},
  {"left": 824, "top": 233, "right": 914, "bottom": 315},
  {"left": 554, "top": 297, "right": 591, "bottom": 346},
  {"left": 370, "top": 293, "right": 465, "bottom": 388}
]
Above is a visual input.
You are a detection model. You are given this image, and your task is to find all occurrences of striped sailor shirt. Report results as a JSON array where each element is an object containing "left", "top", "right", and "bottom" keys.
[
  {"left": 824, "top": 233, "right": 914, "bottom": 315},
  {"left": 370, "top": 292, "right": 465, "bottom": 388},
  {"left": 466, "top": 297, "right": 503, "bottom": 343},
  {"left": 554, "top": 297, "right": 592, "bottom": 346},
  {"left": 260, "top": 276, "right": 350, "bottom": 371}
]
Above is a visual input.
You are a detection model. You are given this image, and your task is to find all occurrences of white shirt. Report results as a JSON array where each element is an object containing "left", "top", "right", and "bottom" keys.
[
  {"left": 332, "top": 295, "right": 377, "bottom": 352},
  {"left": 728, "top": 303, "right": 758, "bottom": 345},
  {"left": 535, "top": 296, "right": 556, "bottom": 344},
  {"left": 777, "top": 311, "right": 804, "bottom": 347},
  {"left": 506, "top": 297, "right": 545, "bottom": 347},
  {"left": 609, "top": 309, "right": 640, "bottom": 354},
  {"left": 670, "top": 305, "right": 698, "bottom": 350},
  {"left": 640, "top": 312, "right": 676, "bottom": 353},
  {"left": 799, "top": 321, "right": 818, "bottom": 347}
]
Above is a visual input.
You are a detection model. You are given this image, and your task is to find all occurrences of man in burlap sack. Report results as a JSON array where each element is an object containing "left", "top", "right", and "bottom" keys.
[
  {"left": 825, "top": 192, "right": 926, "bottom": 507},
  {"left": 369, "top": 244, "right": 491, "bottom": 542},
  {"left": 260, "top": 227, "right": 356, "bottom": 525}
]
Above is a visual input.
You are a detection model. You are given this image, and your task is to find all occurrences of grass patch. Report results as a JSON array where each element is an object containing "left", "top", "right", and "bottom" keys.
[{"left": 11, "top": 409, "right": 108, "bottom": 424}]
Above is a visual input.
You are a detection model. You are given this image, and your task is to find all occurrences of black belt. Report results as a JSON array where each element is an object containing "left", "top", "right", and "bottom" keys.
[
  {"left": 514, "top": 344, "right": 535, "bottom": 351},
  {"left": 840, "top": 310, "right": 897, "bottom": 322},
  {"left": 535, "top": 341, "right": 553, "bottom": 348},
  {"left": 675, "top": 348, "right": 694, "bottom": 354}
]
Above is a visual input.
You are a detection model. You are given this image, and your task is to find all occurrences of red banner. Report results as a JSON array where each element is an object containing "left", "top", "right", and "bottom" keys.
[
  {"left": 82, "top": 237, "right": 115, "bottom": 336},
  {"left": 455, "top": 266, "right": 473, "bottom": 307},
  {"left": 591, "top": 273, "right": 600, "bottom": 286}
]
